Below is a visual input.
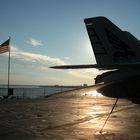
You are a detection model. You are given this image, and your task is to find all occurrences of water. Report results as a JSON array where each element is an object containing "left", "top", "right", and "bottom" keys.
[{"left": 0, "top": 85, "right": 80, "bottom": 98}]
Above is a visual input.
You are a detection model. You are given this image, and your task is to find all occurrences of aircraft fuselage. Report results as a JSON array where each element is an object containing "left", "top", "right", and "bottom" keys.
[{"left": 95, "top": 70, "right": 140, "bottom": 102}]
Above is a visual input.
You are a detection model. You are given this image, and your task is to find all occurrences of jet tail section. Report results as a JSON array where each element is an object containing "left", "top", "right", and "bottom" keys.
[
  {"left": 51, "top": 17, "right": 140, "bottom": 70},
  {"left": 84, "top": 17, "right": 140, "bottom": 65}
]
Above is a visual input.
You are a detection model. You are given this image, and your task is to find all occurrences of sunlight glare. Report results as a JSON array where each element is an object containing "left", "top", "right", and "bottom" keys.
[{"left": 86, "top": 90, "right": 102, "bottom": 97}]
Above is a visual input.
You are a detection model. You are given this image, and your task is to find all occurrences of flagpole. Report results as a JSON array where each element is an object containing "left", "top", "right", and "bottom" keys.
[{"left": 7, "top": 37, "right": 11, "bottom": 96}]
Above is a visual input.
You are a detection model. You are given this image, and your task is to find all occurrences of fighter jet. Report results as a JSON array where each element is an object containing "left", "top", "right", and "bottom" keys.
[{"left": 51, "top": 16, "right": 140, "bottom": 104}]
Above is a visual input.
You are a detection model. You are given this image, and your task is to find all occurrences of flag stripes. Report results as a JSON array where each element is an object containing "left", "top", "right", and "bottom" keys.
[
  {"left": 0, "top": 46, "right": 9, "bottom": 54},
  {"left": 0, "top": 39, "right": 10, "bottom": 54}
]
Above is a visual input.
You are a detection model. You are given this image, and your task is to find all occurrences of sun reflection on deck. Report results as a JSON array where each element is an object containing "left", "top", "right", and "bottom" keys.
[{"left": 86, "top": 90, "right": 103, "bottom": 97}]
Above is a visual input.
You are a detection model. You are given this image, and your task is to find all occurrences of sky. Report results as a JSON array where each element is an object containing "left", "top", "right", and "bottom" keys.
[{"left": 0, "top": 0, "right": 140, "bottom": 86}]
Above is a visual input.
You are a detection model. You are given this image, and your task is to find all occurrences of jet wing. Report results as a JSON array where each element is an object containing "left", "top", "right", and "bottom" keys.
[
  {"left": 50, "top": 64, "right": 98, "bottom": 69},
  {"left": 50, "top": 63, "right": 140, "bottom": 70}
]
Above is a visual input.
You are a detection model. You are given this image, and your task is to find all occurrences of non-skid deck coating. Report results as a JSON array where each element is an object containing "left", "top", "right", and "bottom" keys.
[{"left": 0, "top": 88, "right": 140, "bottom": 140}]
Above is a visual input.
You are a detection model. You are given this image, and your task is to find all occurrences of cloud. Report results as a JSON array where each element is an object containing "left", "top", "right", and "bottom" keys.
[
  {"left": 28, "top": 37, "right": 43, "bottom": 47},
  {"left": 10, "top": 46, "right": 99, "bottom": 78},
  {"left": 68, "top": 70, "right": 91, "bottom": 79},
  {"left": 10, "top": 45, "right": 66, "bottom": 65},
  {"left": 68, "top": 69, "right": 100, "bottom": 79},
  {"left": 64, "top": 57, "right": 70, "bottom": 60},
  {"left": 4, "top": 45, "right": 99, "bottom": 85}
]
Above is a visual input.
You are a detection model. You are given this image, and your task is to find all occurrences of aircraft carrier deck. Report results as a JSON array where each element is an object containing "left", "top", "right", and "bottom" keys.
[{"left": 0, "top": 88, "right": 140, "bottom": 140}]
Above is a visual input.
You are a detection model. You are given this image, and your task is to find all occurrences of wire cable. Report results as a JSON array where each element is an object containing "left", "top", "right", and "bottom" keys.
[{"left": 99, "top": 98, "right": 119, "bottom": 133}]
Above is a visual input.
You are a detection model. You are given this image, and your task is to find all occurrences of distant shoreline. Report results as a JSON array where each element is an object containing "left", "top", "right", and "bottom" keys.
[{"left": 0, "top": 84, "right": 82, "bottom": 88}]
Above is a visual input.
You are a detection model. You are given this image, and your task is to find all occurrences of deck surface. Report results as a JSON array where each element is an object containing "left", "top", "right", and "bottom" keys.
[{"left": 0, "top": 89, "right": 140, "bottom": 140}]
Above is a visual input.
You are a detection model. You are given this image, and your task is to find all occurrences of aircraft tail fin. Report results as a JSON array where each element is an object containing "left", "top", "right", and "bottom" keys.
[{"left": 84, "top": 17, "right": 140, "bottom": 65}]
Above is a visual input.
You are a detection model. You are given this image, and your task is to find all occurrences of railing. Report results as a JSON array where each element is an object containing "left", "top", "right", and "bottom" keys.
[{"left": 0, "top": 86, "right": 78, "bottom": 99}]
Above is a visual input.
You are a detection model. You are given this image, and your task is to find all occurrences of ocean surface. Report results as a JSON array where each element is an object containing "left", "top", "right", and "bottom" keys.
[{"left": 0, "top": 85, "right": 81, "bottom": 98}]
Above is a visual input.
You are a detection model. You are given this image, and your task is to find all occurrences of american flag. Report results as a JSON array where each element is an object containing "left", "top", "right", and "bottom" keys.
[{"left": 0, "top": 39, "right": 10, "bottom": 54}]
